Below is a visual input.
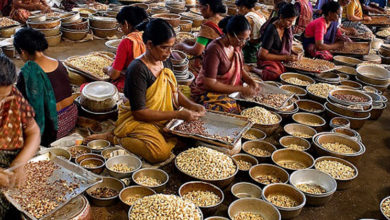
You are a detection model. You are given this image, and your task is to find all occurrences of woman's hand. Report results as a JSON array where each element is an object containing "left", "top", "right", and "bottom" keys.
[
  {"left": 240, "top": 86, "right": 257, "bottom": 97},
  {"left": 189, "top": 104, "right": 206, "bottom": 115},
  {"left": 103, "top": 66, "right": 109, "bottom": 74},
  {"left": 9, "top": 166, "right": 25, "bottom": 187},
  {"left": 177, "top": 108, "right": 203, "bottom": 121},
  {"left": 285, "top": 55, "right": 298, "bottom": 62},
  {"left": 363, "top": 16, "right": 372, "bottom": 21},
  {"left": 335, "top": 41, "right": 345, "bottom": 49},
  {"left": 0, "top": 169, "right": 11, "bottom": 188}
]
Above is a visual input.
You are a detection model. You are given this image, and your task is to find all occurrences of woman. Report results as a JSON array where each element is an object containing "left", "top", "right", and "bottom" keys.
[
  {"left": 87, "top": 19, "right": 205, "bottom": 163},
  {"left": 256, "top": 3, "right": 298, "bottom": 81},
  {"left": 303, "top": 1, "right": 350, "bottom": 61},
  {"left": 10, "top": 0, "right": 51, "bottom": 24},
  {"left": 293, "top": 0, "right": 313, "bottom": 34},
  {"left": 342, "top": 0, "right": 373, "bottom": 34},
  {"left": 14, "top": 28, "right": 77, "bottom": 146},
  {"left": 191, "top": 15, "right": 258, "bottom": 114},
  {"left": 236, "top": 0, "right": 267, "bottom": 63},
  {"left": 0, "top": 55, "right": 40, "bottom": 218},
  {"left": 175, "top": 0, "right": 226, "bottom": 75},
  {"left": 103, "top": 6, "right": 148, "bottom": 92}
]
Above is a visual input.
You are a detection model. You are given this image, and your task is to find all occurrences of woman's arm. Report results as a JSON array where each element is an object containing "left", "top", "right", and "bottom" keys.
[
  {"left": 315, "top": 39, "right": 344, "bottom": 50},
  {"left": 175, "top": 41, "right": 206, "bottom": 57},
  {"left": 13, "top": 0, "right": 44, "bottom": 10},
  {"left": 106, "top": 39, "right": 132, "bottom": 80},
  {"left": 178, "top": 91, "right": 206, "bottom": 114},
  {"left": 104, "top": 66, "right": 124, "bottom": 80},
  {"left": 258, "top": 48, "right": 296, "bottom": 62},
  {"left": 11, "top": 120, "right": 40, "bottom": 167}
]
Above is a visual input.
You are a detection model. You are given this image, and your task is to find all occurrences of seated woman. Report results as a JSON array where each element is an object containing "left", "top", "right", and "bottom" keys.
[
  {"left": 360, "top": 0, "right": 385, "bottom": 14},
  {"left": 293, "top": 0, "right": 313, "bottom": 34},
  {"left": 87, "top": 19, "right": 205, "bottom": 163},
  {"left": 103, "top": 6, "right": 148, "bottom": 92},
  {"left": 175, "top": 0, "right": 225, "bottom": 75},
  {"left": 191, "top": 15, "right": 258, "bottom": 114},
  {"left": 341, "top": 0, "right": 372, "bottom": 34},
  {"left": 10, "top": 0, "right": 51, "bottom": 24},
  {"left": 14, "top": 28, "right": 77, "bottom": 146},
  {"left": 256, "top": 3, "right": 298, "bottom": 81},
  {"left": 236, "top": 0, "right": 267, "bottom": 63},
  {"left": 0, "top": 55, "right": 40, "bottom": 218},
  {"left": 303, "top": 1, "right": 351, "bottom": 61}
]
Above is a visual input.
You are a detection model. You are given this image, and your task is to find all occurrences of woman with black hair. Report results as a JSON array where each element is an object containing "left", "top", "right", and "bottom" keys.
[
  {"left": 303, "top": 1, "right": 350, "bottom": 60},
  {"left": 88, "top": 19, "right": 205, "bottom": 163},
  {"left": 293, "top": 0, "right": 313, "bottom": 34},
  {"left": 175, "top": 0, "right": 226, "bottom": 75},
  {"left": 103, "top": 6, "right": 148, "bottom": 92},
  {"left": 14, "top": 28, "right": 77, "bottom": 146},
  {"left": 236, "top": 0, "right": 267, "bottom": 63},
  {"left": 191, "top": 15, "right": 258, "bottom": 113},
  {"left": 256, "top": 3, "right": 298, "bottom": 81},
  {"left": 0, "top": 55, "right": 40, "bottom": 218}
]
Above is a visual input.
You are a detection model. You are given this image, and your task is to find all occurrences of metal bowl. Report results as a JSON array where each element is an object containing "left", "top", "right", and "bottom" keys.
[
  {"left": 356, "top": 65, "right": 390, "bottom": 86},
  {"left": 335, "top": 65, "right": 357, "bottom": 75},
  {"left": 331, "top": 127, "right": 361, "bottom": 142},
  {"left": 62, "top": 28, "right": 89, "bottom": 41},
  {"left": 329, "top": 89, "right": 372, "bottom": 107},
  {"left": 61, "top": 18, "right": 89, "bottom": 30},
  {"left": 86, "top": 177, "right": 124, "bottom": 206},
  {"left": 330, "top": 117, "right": 350, "bottom": 129},
  {"left": 249, "top": 164, "right": 289, "bottom": 187},
  {"left": 279, "top": 85, "right": 307, "bottom": 97},
  {"left": 289, "top": 169, "right": 337, "bottom": 206},
  {"left": 87, "top": 139, "right": 110, "bottom": 153},
  {"left": 380, "top": 196, "right": 390, "bottom": 220},
  {"left": 42, "top": 148, "right": 71, "bottom": 160},
  {"left": 314, "top": 156, "right": 358, "bottom": 190},
  {"left": 355, "top": 76, "right": 389, "bottom": 93},
  {"left": 80, "top": 158, "right": 105, "bottom": 174},
  {"left": 242, "top": 141, "right": 277, "bottom": 163},
  {"left": 283, "top": 123, "right": 317, "bottom": 140},
  {"left": 316, "top": 72, "right": 340, "bottom": 83},
  {"left": 232, "top": 153, "right": 258, "bottom": 172},
  {"left": 45, "top": 33, "right": 62, "bottom": 47},
  {"left": 105, "top": 39, "right": 121, "bottom": 53},
  {"left": 132, "top": 168, "right": 169, "bottom": 193},
  {"left": 90, "top": 16, "right": 117, "bottom": 29},
  {"left": 340, "top": 80, "right": 362, "bottom": 90},
  {"left": 34, "top": 24, "right": 61, "bottom": 37},
  {"left": 280, "top": 72, "right": 315, "bottom": 87},
  {"left": 106, "top": 155, "right": 142, "bottom": 179},
  {"left": 151, "top": 13, "right": 181, "bottom": 27},
  {"left": 365, "top": 92, "right": 384, "bottom": 107},
  {"left": 27, "top": 18, "right": 61, "bottom": 29},
  {"left": 313, "top": 133, "right": 365, "bottom": 165},
  {"left": 72, "top": 8, "right": 97, "bottom": 17},
  {"left": 324, "top": 103, "right": 371, "bottom": 130},
  {"left": 179, "top": 20, "right": 193, "bottom": 32},
  {"left": 91, "top": 27, "right": 119, "bottom": 38},
  {"left": 363, "top": 86, "right": 379, "bottom": 94},
  {"left": 75, "top": 153, "right": 105, "bottom": 165},
  {"left": 204, "top": 217, "right": 229, "bottom": 220},
  {"left": 249, "top": 111, "right": 282, "bottom": 136},
  {"left": 325, "top": 98, "right": 372, "bottom": 118},
  {"left": 60, "top": 12, "right": 80, "bottom": 23},
  {"left": 228, "top": 198, "right": 281, "bottom": 220},
  {"left": 296, "top": 99, "right": 325, "bottom": 114},
  {"left": 333, "top": 56, "right": 363, "bottom": 67},
  {"left": 29, "top": 14, "right": 47, "bottom": 22},
  {"left": 279, "top": 136, "right": 311, "bottom": 152},
  {"left": 292, "top": 113, "right": 326, "bottom": 132},
  {"left": 69, "top": 145, "right": 91, "bottom": 160},
  {"left": 242, "top": 128, "right": 266, "bottom": 142},
  {"left": 119, "top": 186, "right": 156, "bottom": 207},
  {"left": 271, "top": 149, "right": 314, "bottom": 173},
  {"left": 179, "top": 181, "right": 224, "bottom": 215},
  {"left": 370, "top": 102, "right": 387, "bottom": 120},
  {"left": 231, "top": 182, "right": 262, "bottom": 200},
  {"left": 101, "top": 146, "right": 123, "bottom": 159},
  {"left": 262, "top": 183, "right": 306, "bottom": 219}
]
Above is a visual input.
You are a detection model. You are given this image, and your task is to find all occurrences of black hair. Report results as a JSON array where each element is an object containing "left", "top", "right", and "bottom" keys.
[
  {"left": 0, "top": 55, "right": 17, "bottom": 86},
  {"left": 218, "top": 15, "right": 250, "bottom": 35},
  {"left": 13, "top": 28, "right": 48, "bottom": 55},
  {"left": 276, "top": 1, "right": 288, "bottom": 11},
  {"left": 278, "top": 3, "right": 299, "bottom": 19},
  {"left": 235, "top": 0, "right": 257, "bottom": 9},
  {"left": 199, "top": 0, "right": 227, "bottom": 14},
  {"left": 322, "top": 1, "right": 341, "bottom": 15},
  {"left": 135, "top": 18, "right": 176, "bottom": 45},
  {"left": 116, "top": 6, "right": 148, "bottom": 27}
]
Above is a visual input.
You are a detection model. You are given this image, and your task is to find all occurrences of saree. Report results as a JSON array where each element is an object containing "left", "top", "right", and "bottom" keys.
[
  {"left": 112, "top": 32, "right": 146, "bottom": 92},
  {"left": 21, "top": 61, "right": 58, "bottom": 145},
  {"left": 303, "top": 21, "right": 338, "bottom": 61},
  {"left": 113, "top": 68, "right": 178, "bottom": 163},
  {"left": 190, "top": 21, "right": 223, "bottom": 76},
  {"left": 243, "top": 11, "right": 266, "bottom": 63},
  {"left": 191, "top": 48, "right": 243, "bottom": 114},
  {"left": 294, "top": 0, "right": 313, "bottom": 34}
]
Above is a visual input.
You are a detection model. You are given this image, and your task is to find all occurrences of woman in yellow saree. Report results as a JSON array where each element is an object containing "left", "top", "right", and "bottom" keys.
[{"left": 88, "top": 19, "right": 205, "bottom": 163}]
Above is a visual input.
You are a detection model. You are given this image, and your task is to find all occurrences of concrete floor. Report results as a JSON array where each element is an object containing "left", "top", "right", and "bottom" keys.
[{"left": 10, "top": 40, "right": 390, "bottom": 220}]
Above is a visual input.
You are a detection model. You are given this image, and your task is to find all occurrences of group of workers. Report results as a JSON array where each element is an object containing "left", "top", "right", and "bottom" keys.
[{"left": 0, "top": 0, "right": 388, "bottom": 217}]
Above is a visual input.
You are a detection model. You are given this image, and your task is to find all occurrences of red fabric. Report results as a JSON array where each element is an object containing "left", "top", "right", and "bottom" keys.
[
  {"left": 305, "top": 17, "right": 327, "bottom": 41},
  {"left": 203, "top": 21, "right": 223, "bottom": 36},
  {"left": 294, "top": 0, "right": 313, "bottom": 34},
  {"left": 306, "top": 44, "right": 333, "bottom": 60},
  {"left": 0, "top": 86, "right": 35, "bottom": 150},
  {"left": 257, "top": 60, "right": 286, "bottom": 81},
  {"left": 56, "top": 103, "right": 78, "bottom": 139},
  {"left": 112, "top": 38, "right": 133, "bottom": 72}
]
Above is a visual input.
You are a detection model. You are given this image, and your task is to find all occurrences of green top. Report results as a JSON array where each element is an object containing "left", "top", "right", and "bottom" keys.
[{"left": 196, "top": 36, "right": 211, "bottom": 46}]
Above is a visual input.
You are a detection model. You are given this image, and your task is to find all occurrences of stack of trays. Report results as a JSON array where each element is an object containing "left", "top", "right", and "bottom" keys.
[
  {"left": 355, "top": 65, "right": 390, "bottom": 92},
  {"left": 61, "top": 12, "right": 90, "bottom": 41},
  {"left": 171, "top": 50, "right": 194, "bottom": 84}
]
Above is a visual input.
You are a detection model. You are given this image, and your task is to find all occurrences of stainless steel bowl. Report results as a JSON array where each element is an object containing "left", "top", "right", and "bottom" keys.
[
  {"left": 289, "top": 169, "right": 337, "bottom": 206},
  {"left": 86, "top": 177, "right": 124, "bottom": 206},
  {"left": 231, "top": 182, "right": 262, "bottom": 200},
  {"left": 204, "top": 217, "right": 229, "bottom": 220},
  {"left": 101, "top": 146, "right": 123, "bottom": 159},
  {"left": 80, "top": 158, "right": 105, "bottom": 174},
  {"left": 380, "top": 196, "right": 390, "bottom": 220},
  {"left": 292, "top": 112, "right": 326, "bottom": 132},
  {"left": 42, "top": 148, "right": 71, "bottom": 160},
  {"left": 75, "top": 153, "right": 105, "bottom": 165},
  {"left": 340, "top": 80, "right": 362, "bottom": 90},
  {"left": 228, "top": 198, "right": 281, "bottom": 220},
  {"left": 324, "top": 102, "right": 371, "bottom": 130},
  {"left": 232, "top": 153, "right": 258, "bottom": 172},
  {"left": 262, "top": 183, "right": 306, "bottom": 219},
  {"left": 296, "top": 99, "right": 325, "bottom": 114},
  {"left": 242, "top": 140, "right": 277, "bottom": 163},
  {"left": 132, "top": 168, "right": 169, "bottom": 193},
  {"left": 119, "top": 186, "right": 156, "bottom": 208},
  {"left": 331, "top": 127, "right": 361, "bottom": 142},
  {"left": 370, "top": 102, "right": 387, "bottom": 120},
  {"left": 271, "top": 149, "right": 314, "bottom": 173},
  {"left": 242, "top": 128, "right": 267, "bottom": 142},
  {"left": 329, "top": 89, "right": 372, "bottom": 107},
  {"left": 249, "top": 164, "right": 289, "bottom": 187},
  {"left": 329, "top": 117, "right": 350, "bottom": 129},
  {"left": 280, "top": 72, "right": 315, "bottom": 88},
  {"left": 283, "top": 123, "right": 317, "bottom": 140},
  {"left": 279, "top": 136, "right": 311, "bottom": 152},
  {"left": 87, "top": 139, "right": 111, "bottom": 153},
  {"left": 69, "top": 145, "right": 92, "bottom": 160},
  {"left": 279, "top": 85, "right": 308, "bottom": 97},
  {"left": 106, "top": 155, "right": 142, "bottom": 179}
]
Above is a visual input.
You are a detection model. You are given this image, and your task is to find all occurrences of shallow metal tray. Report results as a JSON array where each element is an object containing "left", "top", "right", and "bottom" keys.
[
  {"left": 3, "top": 153, "right": 102, "bottom": 220},
  {"left": 331, "top": 42, "right": 371, "bottom": 56},
  {"left": 165, "top": 110, "right": 253, "bottom": 149}
]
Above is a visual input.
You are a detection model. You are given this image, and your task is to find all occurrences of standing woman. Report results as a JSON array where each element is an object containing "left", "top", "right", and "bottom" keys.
[
  {"left": 102, "top": 19, "right": 204, "bottom": 163},
  {"left": 302, "top": 1, "right": 350, "bottom": 61},
  {"left": 175, "top": 0, "right": 226, "bottom": 75},
  {"left": 236, "top": 0, "right": 267, "bottom": 63},
  {"left": 0, "top": 55, "right": 40, "bottom": 218},
  {"left": 293, "top": 0, "right": 313, "bottom": 34},
  {"left": 14, "top": 28, "right": 77, "bottom": 146},
  {"left": 103, "top": 6, "right": 148, "bottom": 92},
  {"left": 191, "top": 15, "right": 258, "bottom": 114},
  {"left": 256, "top": 3, "right": 298, "bottom": 81}
]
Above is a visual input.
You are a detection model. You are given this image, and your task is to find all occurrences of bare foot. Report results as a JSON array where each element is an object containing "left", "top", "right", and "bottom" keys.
[{"left": 83, "top": 132, "right": 114, "bottom": 144}]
